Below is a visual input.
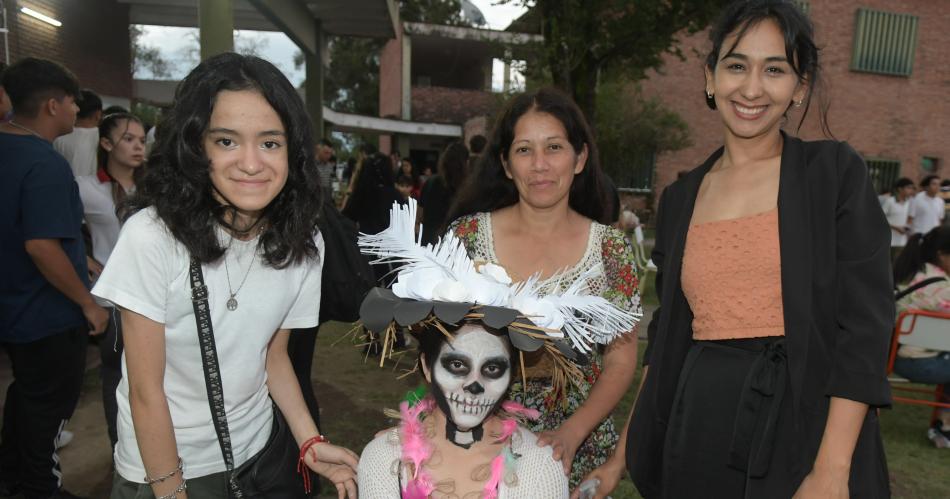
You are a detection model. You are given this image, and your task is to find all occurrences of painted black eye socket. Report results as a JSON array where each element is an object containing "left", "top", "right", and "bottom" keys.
[
  {"left": 481, "top": 361, "right": 509, "bottom": 380},
  {"left": 440, "top": 355, "right": 470, "bottom": 376}
]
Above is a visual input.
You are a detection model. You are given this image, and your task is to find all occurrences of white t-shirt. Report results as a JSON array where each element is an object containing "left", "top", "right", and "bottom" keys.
[
  {"left": 53, "top": 127, "right": 99, "bottom": 178},
  {"left": 909, "top": 192, "right": 945, "bottom": 235},
  {"left": 881, "top": 196, "right": 911, "bottom": 247},
  {"left": 76, "top": 174, "right": 125, "bottom": 266},
  {"left": 92, "top": 208, "right": 324, "bottom": 481}
]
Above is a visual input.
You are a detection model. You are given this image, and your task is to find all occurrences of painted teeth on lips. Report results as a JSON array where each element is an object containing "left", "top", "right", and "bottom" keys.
[{"left": 734, "top": 103, "right": 767, "bottom": 115}]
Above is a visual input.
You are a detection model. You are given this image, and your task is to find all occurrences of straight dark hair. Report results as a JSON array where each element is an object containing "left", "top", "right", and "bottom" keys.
[
  {"left": 437, "top": 140, "right": 470, "bottom": 192},
  {"left": 124, "top": 53, "right": 322, "bottom": 268},
  {"left": 1, "top": 57, "right": 80, "bottom": 118},
  {"left": 447, "top": 87, "right": 612, "bottom": 225},
  {"left": 920, "top": 174, "right": 940, "bottom": 189},
  {"left": 894, "top": 227, "right": 950, "bottom": 285},
  {"left": 705, "top": 0, "right": 829, "bottom": 135},
  {"left": 78, "top": 89, "right": 103, "bottom": 119}
]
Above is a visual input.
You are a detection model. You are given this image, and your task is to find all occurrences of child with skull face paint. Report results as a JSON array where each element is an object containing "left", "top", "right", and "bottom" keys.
[
  {"left": 358, "top": 322, "right": 569, "bottom": 499},
  {"left": 423, "top": 323, "right": 514, "bottom": 447},
  {"left": 355, "top": 200, "right": 640, "bottom": 498}
]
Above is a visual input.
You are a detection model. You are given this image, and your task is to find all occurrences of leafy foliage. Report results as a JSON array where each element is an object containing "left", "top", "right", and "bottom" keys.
[
  {"left": 399, "top": 0, "right": 468, "bottom": 25},
  {"left": 499, "top": 0, "right": 730, "bottom": 121},
  {"left": 130, "top": 25, "right": 172, "bottom": 79},
  {"left": 596, "top": 81, "right": 691, "bottom": 190}
]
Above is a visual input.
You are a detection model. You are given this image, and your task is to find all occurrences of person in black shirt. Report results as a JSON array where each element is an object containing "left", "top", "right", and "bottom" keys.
[{"left": 418, "top": 141, "right": 470, "bottom": 245}]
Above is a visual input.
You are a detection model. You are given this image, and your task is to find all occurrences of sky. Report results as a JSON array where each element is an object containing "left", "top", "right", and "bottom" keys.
[{"left": 134, "top": 1, "right": 529, "bottom": 87}]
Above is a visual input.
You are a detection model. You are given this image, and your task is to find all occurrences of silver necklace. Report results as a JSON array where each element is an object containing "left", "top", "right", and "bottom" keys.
[
  {"left": 223, "top": 228, "right": 261, "bottom": 311},
  {"left": 8, "top": 121, "right": 43, "bottom": 139}
]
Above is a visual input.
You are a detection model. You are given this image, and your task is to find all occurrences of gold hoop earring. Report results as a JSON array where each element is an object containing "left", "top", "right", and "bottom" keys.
[{"left": 795, "top": 100, "right": 803, "bottom": 107}]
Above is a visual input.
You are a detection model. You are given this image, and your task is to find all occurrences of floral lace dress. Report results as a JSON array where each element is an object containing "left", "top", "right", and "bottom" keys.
[{"left": 449, "top": 212, "right": 642, "bottom": 486}]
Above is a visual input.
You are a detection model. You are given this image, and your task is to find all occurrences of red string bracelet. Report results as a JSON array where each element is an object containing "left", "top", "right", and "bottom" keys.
[{"left": 297, "top": 434, "right": 331, "bottom": 494}]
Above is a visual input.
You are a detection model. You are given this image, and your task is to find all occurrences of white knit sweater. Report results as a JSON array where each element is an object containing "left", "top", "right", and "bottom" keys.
[{"left": 358, "top": 426, "right": 570, "bottom": 498}]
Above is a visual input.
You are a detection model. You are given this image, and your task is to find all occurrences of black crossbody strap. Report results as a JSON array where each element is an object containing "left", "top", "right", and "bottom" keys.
[
  {"left": 189, "top": 259, "right": 244, "bottom": 498},
  {"left": 895, "top": 276, "right": 947, "bottom": 301}
]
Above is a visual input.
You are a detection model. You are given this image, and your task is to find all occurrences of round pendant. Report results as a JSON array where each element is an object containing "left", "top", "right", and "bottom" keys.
[{"left": 227, "top": 297, "right": 238, "bottom": 311}]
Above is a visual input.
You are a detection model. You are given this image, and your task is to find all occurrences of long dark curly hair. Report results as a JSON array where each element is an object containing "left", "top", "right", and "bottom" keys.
[
  {"left": 446, "top": 87, "right": 612, "bottom": 225},
  {"left": 124, "top": 53, "right": 321, "bottom": 268}
]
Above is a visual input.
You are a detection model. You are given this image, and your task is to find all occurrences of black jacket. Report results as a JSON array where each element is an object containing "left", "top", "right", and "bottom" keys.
[{"left": 627, "top": 133, "right": 893, "bottom": 498}]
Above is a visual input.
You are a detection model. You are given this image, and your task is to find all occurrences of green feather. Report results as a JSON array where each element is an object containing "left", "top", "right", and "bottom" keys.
[{"left": 403, "top": 384, "right": 428, "bottom": 407}]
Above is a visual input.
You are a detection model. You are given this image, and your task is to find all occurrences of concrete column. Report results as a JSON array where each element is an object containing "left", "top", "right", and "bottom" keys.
[
  {"left": 400, "top": 32, "right": 412, "bottom": 120},
  {"left": 502, "top": 61, "right": 510, "bottom": 92},
  {"left": 199, "top": 0, "right": 234, "bottom": 60},
  {"left": 305, "top": 20, "right": 325, "bottom": 138},
  {"left": 483, "top": 58, "right": 494, "bottom": 92},
  {"left": 396, "top": 135, "right": 411, "bottom": 157}
]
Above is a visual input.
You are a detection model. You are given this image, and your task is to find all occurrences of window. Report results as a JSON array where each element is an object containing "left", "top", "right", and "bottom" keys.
[
  {"left": 791, "top": 1, "right": 809, "bottom": 15},
  {"left": 921, "top": 156, "right": 939, "bottom": 173},
  {"left": 613, "top": 152, "right": 656, "bottom": 192},
  {"left": 866, "top": 158, "right": 901, "bottom": 194},
  {"left": 851, "top": 8, "right": 919, "bottom": 76}
]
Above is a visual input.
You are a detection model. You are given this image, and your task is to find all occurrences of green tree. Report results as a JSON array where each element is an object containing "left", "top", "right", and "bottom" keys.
[
  {"left": 596, "top": 80, "right": 691, "bottom": 190},
  {"left": 399, "top": 0, "right": 468, "bottom": 25},
  {"left": 501, "top": 0, "right": 729, "bottom": 123},
  {"left": 130, "top": 25, "right": 173, "bottom": 79}
]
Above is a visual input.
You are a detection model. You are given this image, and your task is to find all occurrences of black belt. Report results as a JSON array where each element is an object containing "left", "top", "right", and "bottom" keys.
[{"left": 724, "top": 339, "right": 788, "bottom": 478}]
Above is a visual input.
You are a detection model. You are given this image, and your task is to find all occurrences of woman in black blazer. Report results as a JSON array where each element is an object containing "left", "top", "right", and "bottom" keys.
[{"left": 576, "top": 2, "right": 892, "bottom": 498}]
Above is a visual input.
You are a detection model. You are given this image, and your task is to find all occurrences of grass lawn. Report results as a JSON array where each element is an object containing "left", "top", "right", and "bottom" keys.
[{"left": 313, "top": 322, "right": 950, "bottom": 498}]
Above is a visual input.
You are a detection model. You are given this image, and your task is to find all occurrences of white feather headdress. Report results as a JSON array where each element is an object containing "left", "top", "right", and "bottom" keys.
[{"left": 358, "top": 199, "right": 640, "bottom": 353}]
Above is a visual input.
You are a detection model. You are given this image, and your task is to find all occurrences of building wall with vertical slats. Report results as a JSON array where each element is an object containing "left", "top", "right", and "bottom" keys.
[
  {"left": 865, "top": 159, "right": 902, "bottom": 194},
  {"left": 851, "top": 8, "right": 918, "bottom": 76}
]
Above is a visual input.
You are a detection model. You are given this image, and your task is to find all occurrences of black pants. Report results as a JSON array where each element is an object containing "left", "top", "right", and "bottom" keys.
[
  {"left": 0, "top": 327, "right": 87, "bottom": 499},
  {"left": 99, "top": 308, "right": 123, "bottom": 449}
]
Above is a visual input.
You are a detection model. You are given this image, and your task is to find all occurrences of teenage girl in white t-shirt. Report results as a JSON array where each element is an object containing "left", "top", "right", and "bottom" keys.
[
  {"left": 77, "top": 112, "right": 146, "bottom": 449},
  {"left": 93, "top": 54, "right": 358, "bottom": 499}
]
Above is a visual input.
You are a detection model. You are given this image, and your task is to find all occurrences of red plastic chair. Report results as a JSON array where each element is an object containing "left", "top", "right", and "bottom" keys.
[{"left": 886, "top": 309, "right": 950, "bottom": 425}]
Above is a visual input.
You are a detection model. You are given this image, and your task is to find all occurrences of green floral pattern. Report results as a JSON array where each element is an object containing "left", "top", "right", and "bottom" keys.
[{"left": 447, "top": 213, "right": 642, "bottom": 487}]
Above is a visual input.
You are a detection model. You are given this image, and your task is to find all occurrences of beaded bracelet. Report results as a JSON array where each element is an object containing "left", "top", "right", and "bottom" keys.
[
  {"left": 144, "top": 457, "right": 183, "bottom": 484},
  {"left": 155, "top": 478, "right": 187, "bottom": 499}
]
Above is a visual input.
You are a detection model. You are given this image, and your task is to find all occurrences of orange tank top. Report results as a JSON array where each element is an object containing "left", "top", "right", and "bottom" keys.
[{"left": 682, "top": 208, "right": 785, "bottom": 340}]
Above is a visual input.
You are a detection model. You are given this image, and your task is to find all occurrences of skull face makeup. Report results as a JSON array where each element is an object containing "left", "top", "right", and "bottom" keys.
[{"left": 430, "top": 325, "right": 512, "bottom": 436}]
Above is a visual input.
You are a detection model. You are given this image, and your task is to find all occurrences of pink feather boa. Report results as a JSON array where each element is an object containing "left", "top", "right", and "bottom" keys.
[{"left": 398, "top": 397, "right": 539, "bottom": 498}]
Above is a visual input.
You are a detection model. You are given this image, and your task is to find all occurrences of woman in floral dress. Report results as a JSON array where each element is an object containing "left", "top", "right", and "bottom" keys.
[{"left": 443, "top": 87, "right": 642, "bottom": 488}]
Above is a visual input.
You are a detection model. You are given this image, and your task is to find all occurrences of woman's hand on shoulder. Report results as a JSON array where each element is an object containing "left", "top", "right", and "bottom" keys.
[
  {"left": 537, "top": 422, "right": 585, "bottom": 475},
  {"left": 304, "top": 442, "right": 360, "bottom": 498}
]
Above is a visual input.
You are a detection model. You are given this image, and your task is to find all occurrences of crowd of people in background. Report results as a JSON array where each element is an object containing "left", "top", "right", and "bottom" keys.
[{"left": 2, "top": 1, "right": 950, "bottom": 498}]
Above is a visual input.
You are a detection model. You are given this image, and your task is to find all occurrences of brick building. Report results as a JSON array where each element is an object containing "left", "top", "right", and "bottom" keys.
[
  {"left": 378, "top": 21, "right": 540, "bottom": 170},
  {"left": 640, "top": 0, "right": 948, "bottom": 199},
  {"left": 1, "top": 0, "right": 133, "bottom": 106}
]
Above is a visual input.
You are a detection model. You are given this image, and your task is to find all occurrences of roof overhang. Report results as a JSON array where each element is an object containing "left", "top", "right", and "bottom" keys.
[
  {"left": 120, "top": 0, "right": 398, "bottom": 40},
  {"left": 403, "top": 22, "right": 542, "bottom": 59},
  {"left": 323, "top": 108, "right": 461, "bottom": 137},
  {"left": 404, "top": 22, "right": 542, "bottom": 45},
  {"left": 133, "top": 79, "right": 461, "bottom": 138}
]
